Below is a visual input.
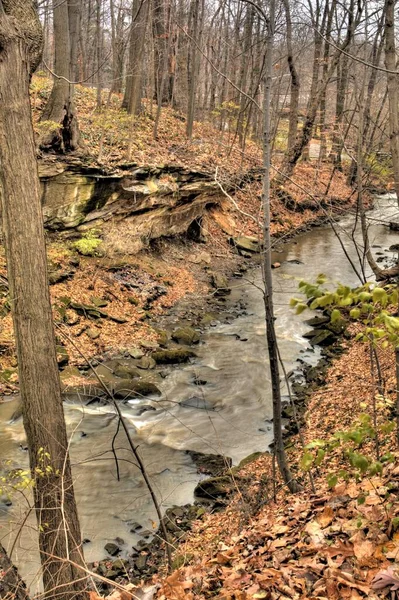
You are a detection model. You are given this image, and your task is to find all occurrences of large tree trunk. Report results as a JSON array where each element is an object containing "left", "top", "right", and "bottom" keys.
[
  {"left": 0, "top": 3, "right": 87, "bottom": 599},
  {"left": 123, "top": 0, "right": 149, "bottom": 114},
  {"left": 0, "top": 543, "right": 30, "bottom": 600},
  {"left": 40, "top": 0, "right": 80, "bottom": 151},
  {"left": 384, "top": 0, "right": 399, "bottom": 206}
]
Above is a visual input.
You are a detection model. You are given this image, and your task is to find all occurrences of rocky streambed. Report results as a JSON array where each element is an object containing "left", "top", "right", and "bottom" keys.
[{"left": 0, "top": 193, "right": 398, "bottom": 591}]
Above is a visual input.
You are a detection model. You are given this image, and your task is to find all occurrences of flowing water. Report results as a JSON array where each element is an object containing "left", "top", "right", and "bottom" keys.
[{"left": 0, "top": 194, "right": 398, "bottom": 589}]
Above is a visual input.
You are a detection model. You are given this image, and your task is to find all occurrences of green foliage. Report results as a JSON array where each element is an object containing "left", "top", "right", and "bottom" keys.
[
  {"left": 293, "top": 275, "right": 399, "bottom": 349},
  {"left": 301, "top": 413, "right": 395, "bottom": 486},
  {"left": 73, "top": 230, "right": 103, "bottom": 256}
]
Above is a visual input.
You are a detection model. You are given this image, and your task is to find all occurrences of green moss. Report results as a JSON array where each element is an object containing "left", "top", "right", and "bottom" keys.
[{"left": 73, "top": 231, "right": 103, "bottom": 256}]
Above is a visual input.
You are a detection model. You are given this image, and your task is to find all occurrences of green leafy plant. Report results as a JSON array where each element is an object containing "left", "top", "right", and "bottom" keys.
[{"left": 73, "top": 230, "right": 103, "bottom": 256}]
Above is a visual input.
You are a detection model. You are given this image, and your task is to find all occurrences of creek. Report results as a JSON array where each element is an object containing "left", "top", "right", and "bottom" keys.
[{"left": 0, "top": 193, "right": 398, "bottom": 589}]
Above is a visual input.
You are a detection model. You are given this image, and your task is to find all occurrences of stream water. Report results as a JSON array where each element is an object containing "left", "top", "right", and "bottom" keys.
[{"left": 0, "top": 193, "right": 398, "bottom": 589}]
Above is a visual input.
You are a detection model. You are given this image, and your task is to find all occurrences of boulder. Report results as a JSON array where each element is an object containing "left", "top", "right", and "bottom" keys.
[
  {"left": 194, "top": 475, "right": 233, "bottom": 500},
  {"left": 136, "top": 356, "right": 156, "bottom": 370},
  {"left": 309, "top": 329, "right": 337, "bottom": 347},
  {"left": 211, "top": 273, "right": 230, "bottom": 296},
  {"left": 171, "top": 326, "right": 200, "bottom": 345},
  {"left": 231, "top": 235, "right": 260, "bottom": 253},
  {"left": 113, "top": 364, "right": 142, "bottom": 379},
  {"left": 104, "top": 542, "right": 120, "bottom": 556},
  {"left": 128, "top": 347, "right": 145, "bottom": 359},
  {"left": 151, "top": 349, "right": 196, "bottom": 364},
  {"left": 60, "top": 366, "right": 82, "bottom": 381},
  {"left": 112, "top": 379, "right": 161, "bottom": 399}
]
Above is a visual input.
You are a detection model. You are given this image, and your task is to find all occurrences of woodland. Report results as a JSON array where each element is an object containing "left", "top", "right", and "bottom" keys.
[{"left": 1, "top": 0, "right": 399, "bottom": 599}]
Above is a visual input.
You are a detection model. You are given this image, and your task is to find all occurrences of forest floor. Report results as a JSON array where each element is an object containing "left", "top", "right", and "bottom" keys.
[{"left": 3, "top": 76, "right": 399, "bottom": 599}]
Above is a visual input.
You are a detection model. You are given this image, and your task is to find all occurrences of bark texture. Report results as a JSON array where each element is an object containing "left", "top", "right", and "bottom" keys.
[
  {"left": 0, "top": 3, "right": 87, "bottom": 599},
  {"left": 0, "top": 543, "right": 30, "bottom": 600}
]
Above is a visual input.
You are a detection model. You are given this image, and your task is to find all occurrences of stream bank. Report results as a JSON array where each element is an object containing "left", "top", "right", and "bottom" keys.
[{"left": 0, "top": 181, "right": 396, "bottom": 591}]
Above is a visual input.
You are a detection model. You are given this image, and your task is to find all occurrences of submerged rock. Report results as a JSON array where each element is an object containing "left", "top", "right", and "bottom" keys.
[
  {"left": 104, "top": 542, "right": 120, "bottom": 556},
  {"left": 112, "top": 378, "right": 161, "bottom": 398},
  {"left": 151, "top": 349, "right": 196, "bottom": 364},
  {"left": 180, "top": 396, "right": 214, "bottom": 411}
]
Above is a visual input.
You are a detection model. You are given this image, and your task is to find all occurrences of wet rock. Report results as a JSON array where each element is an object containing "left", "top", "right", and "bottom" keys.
[
  {"left": 113, "top": 364, "right": 141, "bottom": 379},
  {"left": 194, "top": 475, "right": 233, "bottom": 500},
  {"left": 151, "top": 349, "right": 196, "bottom": 364},
  {"left": 63, "top": 382, "right": 105, "bottom": 404},
  {"left": 180, "top": 396, "right": 214, "bottom": 410},
  {"left": 128, "top": 522, "right": 142, "bottom": 533},
  {"left": 56, "top": 345, "right": 69, "bottom": 367},
  {"left": 188, "top": 451, "right": 232, "bottom": 476},
  {"left": 104, "top": 542, "right": 120, "bottom": 556},
  {"left": 135, "top": 405, "right": 156, "bottom": 416},
  {"left": 138, "top": 530, "right": 152, "bottom": 538},
  {"left": 136, "top": 356, "right": 156, "bottom": 370},
  {"left": 193, "top": 377, "right": 207, "bottom": 386},
  {"left": 309, "top": 329, "right": 337, "bottom": 346},
  {"left": 231, "top": 235, "right": 260, "bottom": 253},
  {"left": 135, "top": 554, "right": 148, "bottom": 571},
  {"left": 156, "top": 329, "right": 169, "bottom": 347},
  {"left": 110, "top": 559, "right": 128, "bottom": 575},
  {"left": 141, "top": 340, "right": 159, "bottom": 350},
  {"left": 304, "top": 315, "right": 330, "bottom": 327},
  {"left": 128, "top": 347, "right": 145, "bottom": 359},
  {"left": 112, "top": 379, "right": 161, "bottom": 398},
  {"left": 60, "top": 365, "right": 81, "bottom": 381},
  {"left": 211, "top": 273, "right": 230, "bottom": 295},
  {"left": 171, "top": 326, "right": 200, "bottom": 345}
]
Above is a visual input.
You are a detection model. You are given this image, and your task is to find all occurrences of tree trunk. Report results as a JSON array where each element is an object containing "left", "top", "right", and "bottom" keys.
[
  {"left": 262, "top": 0, "right": 298, "bottom": 494},
  {"left": 384, "top": 0, "right": 399, "bottom": 206},
  {"left": 0, "top": 543, "right": 30, "bottom": 600},
  {"left": 0, "top": 4, "right": 87, "bottom": 599},
  {"left": 275, "top": 0, "right": 360, "bottom": 185},
  {"left": 123, "top": 0, "right": 149, "bottom": 114},
  {"left": 282, "top": 0, "right": 299, "bottom": 155},
  {"left": 186, "top": 0, "right": 202, "bottom": 138},
  {"left": 40, "top": 0, "right": 80, "bottom": 151}
]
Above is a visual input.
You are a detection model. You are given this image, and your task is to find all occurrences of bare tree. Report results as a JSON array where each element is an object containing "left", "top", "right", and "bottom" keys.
[{"left": 384, "top": 0, "right": 399, "bottom": 206}]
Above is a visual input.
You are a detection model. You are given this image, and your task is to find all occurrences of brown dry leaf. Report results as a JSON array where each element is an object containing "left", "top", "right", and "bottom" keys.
[
  {"left": 324, "top": 540, "right": 354, "bottom": 558},
  {"left": 272, "top": 524, "right": 290, "bottom": 535},
  {"left": 324, "top": 568, "right": 370, "bottom": 594},
  {"left": 345, "top": 482, "right": 360, "bottom": 499},
  {"left": 304, "top": 520, "right": 325, "bottom": 547},
  {"left": 353, "top": 539, "right": 375, "bottom": 566},
  {"left": 316, "top": 506, "right": 334, "bottom": 528}
]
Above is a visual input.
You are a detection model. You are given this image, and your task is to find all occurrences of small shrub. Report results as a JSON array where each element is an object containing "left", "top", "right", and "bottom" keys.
[{"left": 73, "top": 231, "right": 103, "bottom": 256}]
